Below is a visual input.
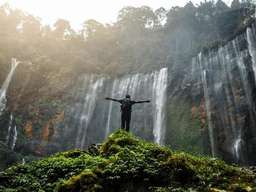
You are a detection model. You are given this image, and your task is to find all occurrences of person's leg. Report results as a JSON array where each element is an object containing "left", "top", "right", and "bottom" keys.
[
  {"left": 126, "top": 113, "right": 131, "bottom": 132},
  {"left": 121, "top": 113, "right": 125, "bottom": 129}
]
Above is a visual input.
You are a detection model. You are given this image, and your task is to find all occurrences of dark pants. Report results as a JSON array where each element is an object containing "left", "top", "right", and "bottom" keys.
[{"left": 121, "top": 112, "right": 131, "bottom": 132}]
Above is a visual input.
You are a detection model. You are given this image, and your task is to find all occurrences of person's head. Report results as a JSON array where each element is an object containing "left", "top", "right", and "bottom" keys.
[{"left": 125, "top": 94, "right": 131, "bottom": 100}]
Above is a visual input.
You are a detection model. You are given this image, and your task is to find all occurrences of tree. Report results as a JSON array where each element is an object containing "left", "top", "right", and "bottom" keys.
[
  {"left": 82, "top": 19, "right": 105, "bottom": 40},
  {"left": 22, "top": 15, "right": 42, "bottom": 37},
  {"left": 197, "top": 0, "right": 215, "bottom": 18},
  {"left": 231, "top": 0, "right": 241, "bottom": 9},
  {"left": 155, "top": 7, "right": 167, "bottom": 27},
  {"left": 166, "top": 2, "right": 197, "bottom": 30},
  {"left": 117, "top": 6, "right": 157, "bottom": 32},
  {"left": 0, "top": 4, "right": 24, "bottom": 35},
  {"left": 52, "top": 19, "right": 73, "bottom": 40},
  {"left": 216, "top": 0, "right": 229, "bottom": 13}
]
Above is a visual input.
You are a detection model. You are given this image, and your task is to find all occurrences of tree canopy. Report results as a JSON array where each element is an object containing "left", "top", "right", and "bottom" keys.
[{"left": 0, "top": 0, "right": 254, "bottom": 78}]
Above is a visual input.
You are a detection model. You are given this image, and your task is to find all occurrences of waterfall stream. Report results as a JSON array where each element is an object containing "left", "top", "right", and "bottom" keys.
[
  {"left": 75, "top": 75, "right": 105, "bottom": 149},
  {"left": 234, "top": 136, "right": 242, "bottom": 163},
  {"left": 104, "top": 68, "right": 168, "bottom": 144},
  {"left": 0, "top": 59, "right": 19, "bottom": 150},
  {"left": 152, "top": 68, "right": 168, "bottom": 145},
  {"left": 11, "top": 126, "right": 17, "bottom": 150},
  {"left": 0, "top": 58, "right": 19, "bottom": 115},
  {"left": 192, "top": 22, "right": 256, "bottom": 163},
  {"left": 6, "top": 114, "right": 13, "bottom": 145},
  {"left": 6, "top": 114, "right": 17, "bottom": 150},
  {"left": 247, "top": 26, "right": 256, "bottom": 83},
  {"left": 105, "top": 79, "right": 118, "bottom": 138},
  {"left": 68, "top": 68, "right": 168, "bottom": 149}
]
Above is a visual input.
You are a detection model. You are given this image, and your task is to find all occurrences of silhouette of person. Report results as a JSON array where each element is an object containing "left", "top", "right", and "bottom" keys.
[{"left": 105, "top": 94, "right": 150, "bottom": 132}]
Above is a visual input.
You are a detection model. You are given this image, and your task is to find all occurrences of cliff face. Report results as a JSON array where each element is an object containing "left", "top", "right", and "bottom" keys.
[
  {"left": 165, "top": 20, "right": 256, "bottom": 165},
  {"left": 0, "top": 66, "right": 169, "bottom": 170},
  {"left": 2, "top": 20, "right": 256, "bottom": 170},
  {"left": 0, "top": 130, "right": 255, "bottom": 192},
  {"left": 192, "top": 22, "right": 256, "bottom": 165}
]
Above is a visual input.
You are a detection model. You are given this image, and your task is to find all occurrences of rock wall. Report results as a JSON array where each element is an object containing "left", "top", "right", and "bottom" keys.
[
  {"left": 2, "top": 20, "right": 256, "bottom": 168},
  {"left": 185, "top": 21, "right": 256, "bottom": 165}
]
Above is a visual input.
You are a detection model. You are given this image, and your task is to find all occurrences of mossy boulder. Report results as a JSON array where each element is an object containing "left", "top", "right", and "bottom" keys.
[{"left": 0, "top": 130, "right": 255, "bottom": 192}]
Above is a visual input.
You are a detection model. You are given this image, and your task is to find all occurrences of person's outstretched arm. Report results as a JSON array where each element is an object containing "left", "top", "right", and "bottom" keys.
[
  {"left": 105, "top": 97, "right": 122, "bottom": 103},
  {"left": 133, "top": 100, "right": 150, "bottom": 104}
]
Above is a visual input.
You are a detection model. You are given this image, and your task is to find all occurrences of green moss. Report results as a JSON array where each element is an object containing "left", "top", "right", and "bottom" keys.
[
  {"left": 0, "top": 130, "right": 255, "bottom": 192},
  {"left": 57, "top": 169, "right": 103, "bottom": 192}
]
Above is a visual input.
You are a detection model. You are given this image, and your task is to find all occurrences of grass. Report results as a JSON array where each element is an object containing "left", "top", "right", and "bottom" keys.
[{"left": 0, "top": 129, "right": 255, "bottom": 192}]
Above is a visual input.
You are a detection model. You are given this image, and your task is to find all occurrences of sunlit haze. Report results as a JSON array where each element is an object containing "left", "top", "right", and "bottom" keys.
[{"left": 0, "top": 0, "right": 232, "bottom": 30}]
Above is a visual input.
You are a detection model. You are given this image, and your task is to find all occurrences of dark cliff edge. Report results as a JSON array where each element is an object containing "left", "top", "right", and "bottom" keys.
[{"left": 0, "top": 130, "right": 255, "bottom": 192}]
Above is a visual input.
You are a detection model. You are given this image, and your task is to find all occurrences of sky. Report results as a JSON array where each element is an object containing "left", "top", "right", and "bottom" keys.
[{"left": 0, "top": 0, "right": 232, "bottom": 30}]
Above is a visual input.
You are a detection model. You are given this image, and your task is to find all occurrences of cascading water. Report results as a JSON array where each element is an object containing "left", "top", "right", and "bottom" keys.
[
  {"left": 247, "top": 26, "right": 256, "bottom": 83},
  {"left": 0, "top": 58, "right": 19, "bottom": 151},
  {"left": 104, "top": 75, "right": 132, "bottom": 137},
  {"left": 234, "top": 135, "right": 242, "bottom": 163},
  {"left": 11, "top": 126, "right": 17, "bottom": 150},
  {"left": 6, "top": 113, "right": 13, "bottom": 145},
  {"left": 67, "top": 68, "right": 168, "bottom": 149},
  {"left": 6, "top": 114, "right": 17, "bottom": 150},
  {"left": 0, "top": 58, "right": 19, "bottom": 114},
  {"left": 152, "top": 68, "right": 168, "bottom": 145},
  {"left": 192, "top": 22, "right": 256, "bottom": 163},
  {"left": 104, "top": 68, "right": 168, "bottom": 144},
  {"left": 104, "top": 73, "right": 145, "bottom": 137},
  {"left": 201, "top": 68, "right": 216, "bottom": 156},
  {"left": 105, "top": 79, "right": 118, "bottom": 138},
  {"left": 74, "top": 75, "right": 105, "bottom": 149}
]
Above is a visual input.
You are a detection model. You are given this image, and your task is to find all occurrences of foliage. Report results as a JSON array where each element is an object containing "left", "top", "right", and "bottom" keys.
[
  {"left": 0, "top": 1, "right": 255, "bottom": 156},
  {"left": 0, "top": 2, "right": 256, "bottom": 189},
  {"left": 0, "top": 1, "right": 254, "bottom": 76},
  {"left": 0, "top": 130, "right": 255, "bottom": 192}
]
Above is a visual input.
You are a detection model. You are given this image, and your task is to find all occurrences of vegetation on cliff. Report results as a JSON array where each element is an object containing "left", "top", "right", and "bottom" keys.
[
  {"left": 0, "top": 0, "right": 255, "bottom": 163},
  {"left": 0, "top": 130, "right": 255, "bottom": 192}
]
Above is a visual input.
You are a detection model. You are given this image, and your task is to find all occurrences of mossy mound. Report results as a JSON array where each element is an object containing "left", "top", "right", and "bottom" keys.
[{"left": 0, "top": 130, "right": 255, "bottom": 192}]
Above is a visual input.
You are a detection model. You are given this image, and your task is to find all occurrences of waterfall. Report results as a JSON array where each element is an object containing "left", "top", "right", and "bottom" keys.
[
  {"left": 104, "top": 74, "right": 141, "bottom": 137},
  {"left": 71, "top": 67, "right": 168, "bottom": 148},
  {"left": 105, "top": 79, "right": 118, "bottom": 138},
  {"left": 247, "top": 26, "right": 256, "bottom": 83},
  {"left": 0, "top": 59, "right": 20, "bottom": 151},
  {"left": 195, "top": 44, "right": 250, "bottom": 159},
  {"left": 152, "top": 68, "right": 168, "bottom": 145},
  {"left": 75, "top": 75, "right": 105, "bottom": 149},
  {"left": 0, "top": 58, "right": 19, "bottom": 114},
  {"left": 104, "top": 68, "right": 168, "bottom": 144},
  {"left": 192, "top": 22, "right": 256, "bottom": 163},
  {"left": 6, "top": 114, "right": 13, "bottom": 144},
  {"left": 6, "top": 114, "right": 17, "bottom": 150},
  {"left": 196, "top": 53, "right": 216, "bottom": 156},
  {"left": 202, "top": 68, "right": 216, "bottom": 157},
  {"left": 234, "top": 135, "right": 242, "bottom": 163},
  {"left": 11, "top": 126, "right": 17, "bottom": 150}
]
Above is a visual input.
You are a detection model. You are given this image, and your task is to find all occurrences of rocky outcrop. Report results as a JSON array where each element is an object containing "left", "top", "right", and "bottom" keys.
[
  {"left": 0, "top": 130, "right": 256, "bottom": 192},
  {"left": 0, "top": 130, "right": 255, "bottom": 192}
]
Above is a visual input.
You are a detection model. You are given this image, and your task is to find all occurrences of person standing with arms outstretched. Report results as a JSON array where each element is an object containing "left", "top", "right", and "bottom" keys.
[{"left": 105, "top": 94, "right": 150, "bottom": 132}]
